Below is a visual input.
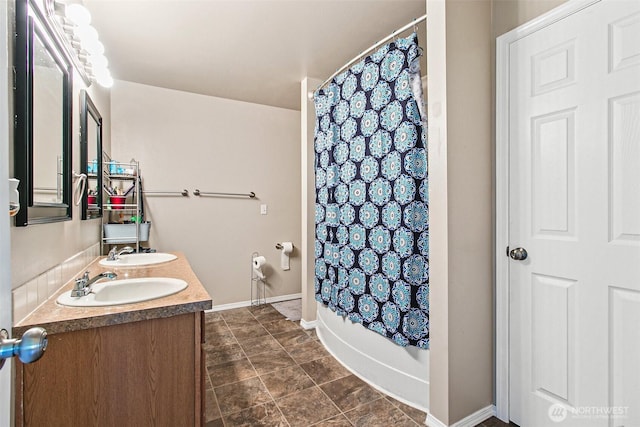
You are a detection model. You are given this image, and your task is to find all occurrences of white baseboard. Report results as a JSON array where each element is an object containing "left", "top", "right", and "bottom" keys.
[
  {"left": 426, "top": 405, "right": 496, "bottom": 427},
  {"left": 206, "top": 293, "right": 302, "bottom": 312},
  {"left": 426, "top": 414, "right": 446, "bottom": 427},
  {"left": 299, "top": 319, "right": 317, "bottom": 330}
]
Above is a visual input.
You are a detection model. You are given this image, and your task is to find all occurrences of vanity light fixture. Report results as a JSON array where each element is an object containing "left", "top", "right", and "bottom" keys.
[
  {"left": 64, "top": 3, "right": 90, "bottom": 26},
  {"left": 52, "top": 0, "right": 113, "bottom": 87}
]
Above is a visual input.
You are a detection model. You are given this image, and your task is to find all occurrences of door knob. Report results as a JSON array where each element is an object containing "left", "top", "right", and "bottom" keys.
[
  {"left": 0, "top": 327, "right": 48, "bottom": 370},
  {"left": 509, "top": 247, "right": 528, "bottom": 261}
]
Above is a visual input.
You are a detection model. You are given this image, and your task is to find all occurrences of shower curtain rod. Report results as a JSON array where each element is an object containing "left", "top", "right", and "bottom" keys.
[{"left": 314, "top": 13, "right": 427, "bottom": 93}]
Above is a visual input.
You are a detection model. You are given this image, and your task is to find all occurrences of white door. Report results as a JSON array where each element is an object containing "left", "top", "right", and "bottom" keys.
[
  {"left": 509, "top": 1, "right": 640, "bottom": 426},
  {"left": 0, "top": 0, "right": 14, "bottom": 424}
]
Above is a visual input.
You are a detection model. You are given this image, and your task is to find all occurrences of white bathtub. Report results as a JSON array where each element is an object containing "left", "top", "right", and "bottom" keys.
[{"left": 315, "top": 304, "right": 429, "bottom": 412}]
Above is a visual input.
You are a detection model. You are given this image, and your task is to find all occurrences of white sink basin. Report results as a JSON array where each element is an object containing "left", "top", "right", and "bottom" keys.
[
  {"left": 57, "top": 277, "right": 187, "bottom": 307},
  {"left": 99, "top": 253, "right": 177, "bottom": 268}
]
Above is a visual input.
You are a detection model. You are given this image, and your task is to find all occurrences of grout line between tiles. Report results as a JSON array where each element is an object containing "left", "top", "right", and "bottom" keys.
[
  {"left": 384, "top": 395, "right": 426, "bottom": 426},
  {"left": 208, "top": 304, "right": 426, "bottom": 427},
  {"left": 219, "top": 308, "right": 292, "bottom": 426},
  {"left": 213, "top": 316, "right": 237, "bottom": 426},
  {"left": 255, "top": 371, "right": 291, "bottom": 427},
  {"left": 244, "top": 307, "right": 294, "bottom": 426},
  {"left": 263, "top": 311, "right": 342, "bottom": 427},
  {"left": 289, "top": 350, "right": 350, "bottom": 424},
  {"left": 210, "top": 386, "right": 225, "bottom": 426}
]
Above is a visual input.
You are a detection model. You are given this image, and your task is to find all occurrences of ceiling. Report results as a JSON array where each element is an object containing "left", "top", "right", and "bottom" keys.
[{"left": 84, "top": 0, "right": 427, "bottom": 110}]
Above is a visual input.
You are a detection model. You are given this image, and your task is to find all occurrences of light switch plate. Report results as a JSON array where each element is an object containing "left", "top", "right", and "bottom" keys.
[{"left": 260, "top": 204, "right": 268, "bottom": 215}]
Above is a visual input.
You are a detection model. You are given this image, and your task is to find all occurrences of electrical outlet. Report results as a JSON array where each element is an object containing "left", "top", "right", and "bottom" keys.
[{"left": 260, "top": 204, "right": 268, "bottom": 215}]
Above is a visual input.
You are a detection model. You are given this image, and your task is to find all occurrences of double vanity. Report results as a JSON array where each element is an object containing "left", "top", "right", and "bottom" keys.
[{"left": 13, "top": 252, "right": 212, "bottom": 426}]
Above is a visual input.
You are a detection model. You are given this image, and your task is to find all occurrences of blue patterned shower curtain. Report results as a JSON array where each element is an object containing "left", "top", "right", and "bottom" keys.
[{"left": 313, "top": 33, "right": 429, "bottom": 348}]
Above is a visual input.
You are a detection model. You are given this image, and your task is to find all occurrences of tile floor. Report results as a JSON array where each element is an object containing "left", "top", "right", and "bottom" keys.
[
  {"left": 477, "top": 418, "right": 518, "bottom": 427},
  {"left": 204, "top": 304, "right": 514, "bottom": 427}
]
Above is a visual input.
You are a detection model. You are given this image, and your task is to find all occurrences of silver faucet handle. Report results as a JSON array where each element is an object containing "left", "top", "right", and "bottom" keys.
[
  {"left": 71, "top": 272, "right": 90, "bottom": 297},
  {"left": 74, "top": 272, "right": 89, "bottom": 287},
  {"left": 107, "top": 246, "right": 120, "bottom": 261}
]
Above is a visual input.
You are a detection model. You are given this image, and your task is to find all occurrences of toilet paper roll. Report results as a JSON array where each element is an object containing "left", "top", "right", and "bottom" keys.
[
  {"left": 280, "top": 242, "right": 293, "bottom": 271},
  {"left": 251, "top": 256, "right": 267, "bottom": 280},
  {"left": 252, "top": 256, "right": 266, "bottom": 269},
  {"left": 252, "top": 256, "right": 266, "bottom": 280},
  {"left": 253, "top": 267, "right": 265, "bottom": 280}
]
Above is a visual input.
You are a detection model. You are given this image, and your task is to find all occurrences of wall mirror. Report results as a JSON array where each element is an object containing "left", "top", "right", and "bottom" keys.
[
  {"left": 14, "top": 0, "right": 72, "bottom": 226},
  {"left": 80, "top": 90, "right": 103, "bottom": 220}
]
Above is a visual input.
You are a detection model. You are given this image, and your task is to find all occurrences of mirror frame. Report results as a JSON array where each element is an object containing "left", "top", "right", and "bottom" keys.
[
  {"left": 14, "top": 0, "right": 73, "bottom": 226},
  {"left": 80, "top": 90, "right": 103, "bottom": 220}
]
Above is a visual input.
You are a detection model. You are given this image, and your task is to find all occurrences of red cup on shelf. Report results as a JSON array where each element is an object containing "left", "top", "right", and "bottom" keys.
[
  {"left": 110, "top": 195, "right": 126, "bottom": 209},
  {"left": 87, "top": 195, "right": 96, "bottom": 205}
]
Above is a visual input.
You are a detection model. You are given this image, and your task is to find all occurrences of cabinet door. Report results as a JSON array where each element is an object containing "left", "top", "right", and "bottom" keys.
[{"left": 17, "top": 313, "right": 201, "bottom": 426}]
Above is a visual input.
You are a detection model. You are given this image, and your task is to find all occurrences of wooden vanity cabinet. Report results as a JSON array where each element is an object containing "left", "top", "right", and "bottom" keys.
[{"left": 15, "top": 312, "right": 205, "bottom": 426}]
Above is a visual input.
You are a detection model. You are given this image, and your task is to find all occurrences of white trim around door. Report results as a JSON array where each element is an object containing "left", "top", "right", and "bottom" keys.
[{"left": 494, "top": 0, "right": 601, "bottom": 422}]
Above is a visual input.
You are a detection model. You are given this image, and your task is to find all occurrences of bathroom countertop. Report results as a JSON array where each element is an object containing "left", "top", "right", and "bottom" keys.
[{"left": 13, "top": 252, "right": 212, "bottom": 336}]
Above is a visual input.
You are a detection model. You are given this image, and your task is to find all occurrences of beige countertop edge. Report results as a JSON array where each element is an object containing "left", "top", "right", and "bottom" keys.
[{"left": 13, "top": 252, "right": 213, "bottom": 336}]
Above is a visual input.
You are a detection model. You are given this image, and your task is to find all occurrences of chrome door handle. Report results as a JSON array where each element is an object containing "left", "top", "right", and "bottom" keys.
[
  {"left": 509, "top": 247, "right": 528, "bottom": 261},
  {"left": 0, "top": 327, "right": 48, "bottom": 370}
]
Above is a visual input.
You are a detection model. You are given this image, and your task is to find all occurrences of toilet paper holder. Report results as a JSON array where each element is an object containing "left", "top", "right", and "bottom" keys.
[
  {"left": 276, "top": 242, "right": 294, "bottom": 271},
  {"left": 275, "top": 242, "right": 294, "bottom": 250},
  {"left": 251, "top": 252, "right": 266, "bottom": 306}
]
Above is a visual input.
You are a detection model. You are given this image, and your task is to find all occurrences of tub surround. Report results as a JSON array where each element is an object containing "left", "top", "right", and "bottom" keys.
[
  {"left": 316, "top": 304, "right": 429, "bottom": 412},
  {"left": 13, "top": 251, "right": 212, "bottom": 335}
]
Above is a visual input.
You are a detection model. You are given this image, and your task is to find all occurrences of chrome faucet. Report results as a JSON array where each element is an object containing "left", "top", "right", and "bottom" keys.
[
  {"left": 71, "top": 271, "right": 117, "bottom": 297},
  {"left": 106, "top": 246, "right": 134, "bottom": 261}
]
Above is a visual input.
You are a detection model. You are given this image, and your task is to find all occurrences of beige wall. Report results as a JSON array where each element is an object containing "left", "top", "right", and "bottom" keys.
[
  {"left": 446, "top": 0, "right": 494, "bottom": 421},
  {"left": 110, "top": 81, "right": 301, "bottom": 306},
  {"left": 10, "top": 72, "right": 111, "bottom": 289},
  {"left": 300, "top": 77, "right": 322, "bottom": 323},
  {"left": 427, "top": 0, "right": 494, "bottom": 424},
  {"left": 426, "top": 0, "right": 450, "bottom": 421},
  {"left": 492, "top": 0, "right": 569, "bottom": 37},
  {"left": 426, "top": 0, "right": 570, "bottom": 424}
]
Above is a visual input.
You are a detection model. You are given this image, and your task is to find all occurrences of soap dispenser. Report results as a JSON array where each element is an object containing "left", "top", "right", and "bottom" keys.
[{"left": 9, "top": 178, "right": 19, "bottom": 217}]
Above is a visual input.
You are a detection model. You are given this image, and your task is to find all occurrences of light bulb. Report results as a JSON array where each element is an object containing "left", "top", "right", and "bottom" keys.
[
  {"left": 94, "top": 67, "right": 113, "bottom": 87},
  {"left": 89, "top": 54, "right": 108, "bottom": 69},
  {"left": 96, "top": 73, "right": 113, "bottom": 88},
  {"left": 83, "top": 39, "right": 104, "bottom": 56},
  {"left": 65, "top": 4, "right": 91, "bottom": 27},
  {"left": 93, "top": 67, "right": 111, "bottom": 81},
  {"left": 74, "top": 25, "right": 98, "bottom": 45}
]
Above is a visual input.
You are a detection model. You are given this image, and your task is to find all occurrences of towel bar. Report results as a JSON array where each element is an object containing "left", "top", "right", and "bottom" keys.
[
  {"left": 143, "top": 190, "right": 189, "bottom": 197},
  {"left": 193, "top": 189, "right": 255, "bottom": 198}
]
